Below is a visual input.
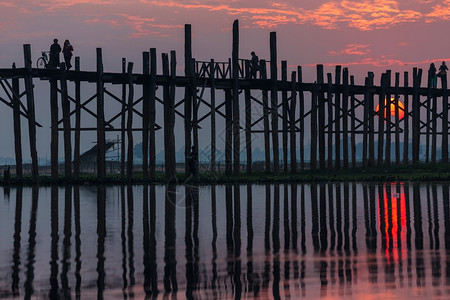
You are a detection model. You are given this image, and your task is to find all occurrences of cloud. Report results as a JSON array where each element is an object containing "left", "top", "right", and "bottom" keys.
[{"left": 329, "top": 44, "right": 371, "bottom": 55}]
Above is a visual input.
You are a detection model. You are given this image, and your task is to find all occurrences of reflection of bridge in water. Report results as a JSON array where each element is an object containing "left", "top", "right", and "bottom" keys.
[
  {"left": 1, "top": 183, "right": 450, "bottom": 298},
  {"left": 0, "top": 20, "right": 449, "bottom": 183}
]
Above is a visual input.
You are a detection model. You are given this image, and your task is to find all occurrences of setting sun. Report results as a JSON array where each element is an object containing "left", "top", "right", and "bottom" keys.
[{"left": 376, "top": 97, "right": 405, "bottom": 120}]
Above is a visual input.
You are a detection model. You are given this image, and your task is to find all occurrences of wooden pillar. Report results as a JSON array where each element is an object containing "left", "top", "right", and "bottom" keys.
[
  {"left": 342, "top": 67, "right": 349, "bottom": 169},
  {"left": 96, "top": 48, "right": 106, "bottom": 180},
  {"left": 310, "top": 82, "right": 318, "bottom": 171},
  {"left": 442, "top": 71, "right": 448, "bottom": 163},
  {"left": 210, "top": 59, "right": 216, "bottom": 174},
  {"left": 350, "top": 75, "right": 356, "bottom": 168},
  {"left": 23, "top": 45, "right": 39, "bottom": 182},
  {"left": 12, "top": 63, "right": 23, "bottom": 178},
  {"left": 232, "top": 20, "right": 240, "bottom": 175},
  {"left": 290, "top": 71, "right": 297, "bottom": 174},
  {"left": 261, "top": 60, "right": 271, "bottom": 173},
  {"left": 334, "top": 66, "right": 341, "bottom": 170},
  {"left": 394, "top": 72, "right": 400, "bottom": 165},
  {"left": 50, "top": 70, "right": 58, "bottom": 178},
  {"left": 162, "top": 52, "right": 176, "bottom": 181},
  {"left": 142, "top": 52, "right": 150, "bottom": 179},
  {"left": 282, "top": 61, "right": 288, "bottom": 172},
  {"left": 270, "top": 31, "right": 279, "bottom": 174},
  {"left": 126, "top": 62, "right": 134, "bottom": 180},
  {"left": 60, "top": 63, "right": 72, "bottom": 177},
  {"left": 73, "top": 57, "right": 81, "bottom": 178},
  {"left": 120, "top": 58, "right": 126, "bottom": 179},
  {"left": 149, "top": 49, "right": 157, "bottom": 180},
  {"left": 412, "top": 68, "right": 422, "bottom": 164},
  {"left": 225, "top": 88, "right": 233, "bottom": 175},
  {"left": 191, "top": 58, "right": 198, "bottom": 173},
  {"left": 403, "top": 72, "right": 409, "bottom": 164},
  {"left": 426, "top": 68, "right": 431, "bottom": 163},
  {"left": 385, "top": 70, "right": 391, "bottom": 166},
  {"left": 184, "top": 24, "right": 193, "bottom": 175},
  {"left": 431, "top": 73, "right": 437, "bottom": 163},
  {"left": 362, "top": 76, "right": 370, "bottom": 167},
  {"left": 368, "top": 73, "right": 375, "bottom": 166},
  {"left": 317, "top": 65, "right": 325, "bottom": 169},
  {"left": 298, "top": 66, "right": 305, "bottom": 171},
  {"left": 326, "top": 73, "right": 333, "bottom": 169},
  {"left": 377, "top": 73, "right": 386, "bottom": 166},
  {"left": 245, "top": 60, "right": 252, "bottom": 174}
]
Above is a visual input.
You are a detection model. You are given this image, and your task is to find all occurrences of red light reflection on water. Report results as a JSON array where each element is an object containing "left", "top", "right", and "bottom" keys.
[{"left": 378, "top": 183, "right": 407, "bottom": 263}]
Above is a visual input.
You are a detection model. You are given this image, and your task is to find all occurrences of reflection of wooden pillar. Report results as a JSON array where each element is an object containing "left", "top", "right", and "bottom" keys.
[
  {"left": 61, "top": 63, "right": 72, "bottom": 177},
  {"left": 96, "top": 48, "right": 106, "bottom": 180},
  {"left": 74, "top": 57, "right": 81, "bottom": 178},
  {"left": 23, "top": 45, "right": 39, "bottom": 182}
]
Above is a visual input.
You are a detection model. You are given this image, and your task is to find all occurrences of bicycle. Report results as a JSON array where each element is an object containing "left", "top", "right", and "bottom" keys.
[{"left": 36, "top": 51, "right": 50, "bottom": 69}]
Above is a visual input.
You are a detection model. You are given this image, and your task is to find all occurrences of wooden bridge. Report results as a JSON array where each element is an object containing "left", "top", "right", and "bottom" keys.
[{"left": 0, "top": 20, "right": 448, "bottom": 183}]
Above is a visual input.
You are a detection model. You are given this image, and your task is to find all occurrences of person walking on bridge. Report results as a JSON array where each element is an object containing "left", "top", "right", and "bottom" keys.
[
  {"left": 49, "top": 39, "right": 61, "bottom": 68},
  {"left": 63, "top": 39, "right": 74, "bottom": 70}
]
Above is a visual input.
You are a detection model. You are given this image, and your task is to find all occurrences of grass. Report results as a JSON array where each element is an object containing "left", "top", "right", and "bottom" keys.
[{"left": 2, "top": 162, "right": 450, "bottom": 186}]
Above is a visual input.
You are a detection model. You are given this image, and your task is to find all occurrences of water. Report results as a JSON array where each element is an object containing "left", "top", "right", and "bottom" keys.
[{"left": 0, "top": 183, "right": 450, "bottom": 299}]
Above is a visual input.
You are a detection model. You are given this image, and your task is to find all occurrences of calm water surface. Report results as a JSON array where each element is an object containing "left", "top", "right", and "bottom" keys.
[{"left": 1, "top": 183, "right": 450, "bottom": 299}]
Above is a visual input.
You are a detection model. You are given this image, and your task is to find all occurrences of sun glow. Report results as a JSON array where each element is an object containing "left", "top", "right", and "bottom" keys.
[{"left": 376, "top": 97, "right": 405, "bottom": 119}]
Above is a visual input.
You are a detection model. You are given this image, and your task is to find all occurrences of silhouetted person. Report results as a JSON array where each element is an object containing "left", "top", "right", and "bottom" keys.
[
  {"left": 430, "top": 63, "right": 437, "bottom": 88},
  {"left": 438, "top": 61, "right": 448, "bottom": 82},
  {"left": 49, "top": 39, "right": 61, "bottom": 68},
  {"left": 186, "top": 146, "right": 198, "bottom": 181},
  {"left": 250, "top": 51, "right": 259, "bottom": 79},
  {"left": 63, "top": 39, "right": 74, "bottom": 70}
]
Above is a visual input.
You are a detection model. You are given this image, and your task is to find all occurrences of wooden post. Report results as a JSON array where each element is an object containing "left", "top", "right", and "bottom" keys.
[
  {"left": 403, "top": 72, "right": 409, "bottom": 164},
  {"left": 120, "top": 58, "right": 126, "bottom": 179},
  {"left": 342, "top": 67, "right": 349, "bottom": 169},
  {"left": 12, "top": 63, "right": 23, "bottom": 178},
  {"left": 96, "top": 48, "right": 106, "bottom": 180},
  {"left": 162, "top": 52, "right": 176, "bottom": 181},
  {"left": 362, "top": 76, "right": 370, "bottom": 167},
  {"left": 310, "top": 82, "right": 318, "bottom": 171},
  {"left": 191, "top": 58, "right": 198, "bottom": 173},
  {"left": 290, "top": 71, "right": 297, "bottom": 174},
  {"left": 149, "top": 49, "right": 157, "bottom": 180},
  {"left": 261, "top": 60, "right": 271, "bottom": 172},
  {"left": 385, "top": 70, "right": 391, "bottom": 166},
  {"left": 142, "top": 52, "right": 150, "bottom": 179},
  {"left": 210, "top": 59, "right": 216, "bottom": 174},
  {"left": 317, "top": 65, "right": 325, "bottom": 170},
  {"left": 350, "top": 75, "right": 356, "bottom": 168},
  {"left": 334, "top": 66, "right": 341, "bottom": 170},
  {"left": 426, "top": 68, "right": 431, "bottom": 163},
  {"left": 298, "top": 66, "right": 305, "bottom": 171},
  {"left": 126, "top": 62, "right": 134, "bottom": 180},
  {"left": 377, "top": 73, "right": 386, "bottom": 166},
  {"left": 442, "top": 71, "right": 448, "bottom": 163},
  {"left": 431, "top": 71, "right": 437, "bottom": 163},
  {"left": 74, "top": 57, "right": 81, "bottom": 178},
  {"left": 282, "top": 61, "right": 288, "bottom": 172},
  {"left": 412, "top": 68, "right": 422, "bottom": 164},
  {"left": 270, "top": 32, "right": 279, "bottom": 174},
  {"left": 394, "top": 72, "right": 400, "bottom": 165},
  {"left": 225, "top": 88, "right": 233, "bottom": 175},
  {"left": 326, "top": 73, "right": 333, "bottom": 169},
  {"left": 232, "top": 20, "right": 240, "bottom": 175},
  {"left": 245, "top": 60, "right": 252, "bottom": 174},
  {"left": 60, "top": 63, "right": 72, "bottom": 177},
  {"left": 50, "top": 69, "right": 58, "bottom": 178},
  {"left": 368, "top": 73, "right": 375, "bottom": 166},
  {"left": 184, "top": 24, "right": 193, "bottom": 175},
  {"left": 23, "top": 45, "right": 39, "bottom": 182}
]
